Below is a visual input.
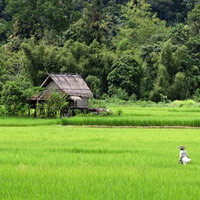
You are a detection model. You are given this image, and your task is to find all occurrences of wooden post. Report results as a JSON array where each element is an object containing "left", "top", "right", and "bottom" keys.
[
  {"left": 28, "top": 108, "right": 31, "bottom": 117},
  {"left": 67, "top": 108, "right": 71, "bottom": 117},
  {"left": 34, "top": 103, "right": 37, "bottom": 118},
  {"left": 60, "top": 109, "right": 63, "bottom": 118},
  {"left": 34, "top": 108, "right": 37, "bottom": 118}
]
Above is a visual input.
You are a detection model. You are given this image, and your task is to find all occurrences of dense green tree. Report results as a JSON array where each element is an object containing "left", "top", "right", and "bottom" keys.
[
  {"left": 186, "top": 5, "right": 200, "bottom": 70},
  {"left": 170, "top": 24, "right": 190, "bottom": 45},
  {"left": 85, "top": 75, "right": 101, "bottom": 98},
  {"left": 0, "top": 0, "right": 199, "bottom": 105},
  {"left": 61, "top": 39, "right": 115, "bottom": 94},
  {"left": 147, "top": 0, "right": 199, "bottom": 23},
  {"left": 160, "top": 40, "right": 176, "bottom": 80},
  {"left": 150, "top": 64, "right": 169, "bottom": 102},
  {"left": 116, "top": 0, "right": 166, "bottom": 49},
  {"left": 65, "top": 0, "right": 114, "bottom": 45},
  {"left": 21, "top": 38, "right": 68, "bottom": 85},
  {"left": 140, "top": 43, "right": 163, "bottom": 99},
  {"left": 0, "top": 45, "right": 24, "bottom": 88},
  {"left": 174, "top": 45, "right": 193, "bottom": 71},
  {"left": 188, "top": 4, "right": 200, "bottom": 35},
  {"left": 168, "top": 72, "right": 186, "bottom": 100},
  {"left": 186, "top": 35, "right": 200, "bottom": 67},
  {"left": 5, "top": 0, "right": 72, "bottom": 40},
  {"left": 0, "top": 77, "right": 33, "bottom": 115},
  {"left": 61, "top": 40, "right": 89, "bottom": 74},
  {"left": 107, "top": 55, "right": 142, "bottom": 97}
]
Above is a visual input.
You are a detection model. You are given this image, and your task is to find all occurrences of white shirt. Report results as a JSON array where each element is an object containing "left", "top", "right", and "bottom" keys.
[{"left": 180, "top": 150, "right": 189, "bottom": 159}]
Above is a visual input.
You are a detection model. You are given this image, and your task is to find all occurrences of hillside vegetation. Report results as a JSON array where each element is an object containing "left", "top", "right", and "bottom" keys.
[{"left": 0, "top": 0, "right": 200, "bottom": 115}]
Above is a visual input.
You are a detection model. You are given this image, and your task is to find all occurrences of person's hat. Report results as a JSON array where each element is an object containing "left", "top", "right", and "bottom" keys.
[{"left": 178, "top": 146, "right": 186, "bottom": 150}]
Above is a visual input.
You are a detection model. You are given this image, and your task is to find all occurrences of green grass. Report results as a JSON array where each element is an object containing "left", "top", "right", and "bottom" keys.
[
  {"left": 0, "top": 117, "right": 60, "bottom": 126},
  {"left": 0, "top": 126, "right": 199, "bottom": 200},
  {"left": 109, "top": 106, "right": 200, "bottom": 116},
  {"left": 61, "top": 116, "right": 200, "bottom": 126},
  {"left": 61, "top": 106, "right": 200, "bottom": 127},
  {"left": 1, "top": 106, "right": 200, "bottom": 127}
]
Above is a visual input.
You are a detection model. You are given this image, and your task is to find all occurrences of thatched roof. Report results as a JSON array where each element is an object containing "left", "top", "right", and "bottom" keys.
[{"left": 30, "top": 74, "right": 93, "bottom": 101}]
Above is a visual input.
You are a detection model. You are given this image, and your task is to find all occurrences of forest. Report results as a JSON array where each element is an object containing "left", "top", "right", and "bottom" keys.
[{"left": 0, "top": 0, "right": 200, "bottom": 114}]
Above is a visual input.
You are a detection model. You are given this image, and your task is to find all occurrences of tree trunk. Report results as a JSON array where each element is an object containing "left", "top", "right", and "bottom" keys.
[{"left": 2, "top": 0, "right": 5, "bottom": 9}]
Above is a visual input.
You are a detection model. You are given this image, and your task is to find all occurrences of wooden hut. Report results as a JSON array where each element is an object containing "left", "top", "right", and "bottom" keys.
[{"left": 29, "top": 74, "right": 93, "bottom": 116}]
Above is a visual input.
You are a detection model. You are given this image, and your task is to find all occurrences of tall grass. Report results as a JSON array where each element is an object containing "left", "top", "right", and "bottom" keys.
[
  {"left": 61, "top": 116, "right": 200, "bottom": 127},
  {"left": 0, "top": 126, "right": 200, "bottom": 200},
  {"left": 61, "top": 106, "right": 200, "bottom": 127},
  {"left": 1, "top": 105, "right": 200, "bottom": 127}
]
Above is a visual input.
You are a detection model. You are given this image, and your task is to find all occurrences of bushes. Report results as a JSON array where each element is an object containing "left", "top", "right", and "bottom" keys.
[
  {"left": 0, "top": 78, "right": 36, "bottom": 116},
  {"left": 89, "top": 98, "right": 107, "bottom": 108},
  {"left": 171, "top": 100, "right": 196, "bottom": 107},
  {"left": 116, "top": 109, "right": 123, "bottom": 116},
  {"left": 35, "top": 91, "right": 68, "bottom": 118}
]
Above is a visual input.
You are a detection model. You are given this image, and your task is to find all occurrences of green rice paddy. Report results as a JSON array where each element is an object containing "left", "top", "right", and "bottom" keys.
[
  {"left": 1, "top": 106, "right": 200, "bottom": 199},
  {"left": 0, "top": 117, "right": 60, "bottom": 126},
  {"left": 62, "top": 106, "right": 200, "bottom": 127},
  {"left": 0, "top": 126, "right": 199, "bottom": 200},
  {"left": 1, "top": 106, "right": 200, "bottom": 127}
]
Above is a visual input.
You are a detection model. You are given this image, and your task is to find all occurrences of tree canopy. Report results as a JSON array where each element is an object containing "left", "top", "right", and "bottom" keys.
[{"left": 0, "top": 0, "right": 200, "bottom": 110}]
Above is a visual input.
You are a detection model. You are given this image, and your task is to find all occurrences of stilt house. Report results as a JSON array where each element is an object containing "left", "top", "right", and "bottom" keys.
[{"left": 29, "top": 74, "right": 93, "bottom": 115}]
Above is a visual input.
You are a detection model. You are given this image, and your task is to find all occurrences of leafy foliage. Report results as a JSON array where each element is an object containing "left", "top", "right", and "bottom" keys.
[
  {"left": 43, "top": 90, "right": 68, "bottom": 118},
  {"left": 0, "top": 77, "right": 34, "bottom": 115},
  {"left": 108, "top": 55, "right": 142, "bottom": 97},
  {"left": 0, "top": 0, "right": 199, "bottom": 113}
]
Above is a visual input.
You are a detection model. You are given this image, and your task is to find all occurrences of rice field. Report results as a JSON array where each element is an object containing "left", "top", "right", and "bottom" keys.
[
  {"left": 0, "top": 117, "right": 60, "bottom": 126},
  {"left": 62, "top": 106, "right": 200, "bottom": 127},
  {"left": 0, "top": 126, "right": 200, "bottom": 200},
  {"left": 1, "top": 106, "right": 200, "bottom": 127}
]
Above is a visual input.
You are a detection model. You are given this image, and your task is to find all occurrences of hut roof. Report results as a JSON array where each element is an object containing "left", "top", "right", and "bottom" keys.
[{"left": 41, "top": 74, "right": 93, "bottom": 98}]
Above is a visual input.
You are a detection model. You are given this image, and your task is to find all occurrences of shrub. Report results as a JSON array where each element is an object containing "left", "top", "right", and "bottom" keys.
[
  {"left": 89, "top": 98, "right": 106, "bottom": 108},
  {"left": 129, "top": 94, "right": 137, "bottom": 102},
  {"left": 193, "top": 89, "right": 200, "bottom": 102},
  {"left": 99, "top": 112, "right": 109, "bottom": 116},
  {"left": 171, "top": 100, "right": 196, "bottom": 107},
  {"left": 74, "top": 109, "right": 81, "bottom": 115},
  {"left": 0, "top": 77, "right": 34, "bottom": 115},
  {"left": 85, "top": 75, "right": 100, "bottom": 98},
  {"left": 44, "top": 90, "right": 68, "bottom": 118},
  {"left": 113, "top": 88, "right": 129, "bottom": 101},
  {"left": 171, "top": 100, "right": 183, "bottom": 107},
  {"left": 182, "top": 100, "right": 196, "bottom": 106},
  {"left": 116, "top": 109, "right": 123, "bottom": 116}
]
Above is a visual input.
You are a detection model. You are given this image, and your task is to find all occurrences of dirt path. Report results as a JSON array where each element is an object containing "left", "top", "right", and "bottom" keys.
[{"left": 62, "top": 125, "right": 200, "bottom": 129}]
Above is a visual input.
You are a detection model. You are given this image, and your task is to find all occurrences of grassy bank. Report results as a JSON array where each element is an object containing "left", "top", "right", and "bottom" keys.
[{"left": 0, "top": 126, "right": 199, "bottom": 200}]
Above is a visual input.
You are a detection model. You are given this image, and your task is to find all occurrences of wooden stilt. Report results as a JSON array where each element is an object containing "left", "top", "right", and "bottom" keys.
[{"left": 28, "top": 108, "right": 31, "bottom": 117}]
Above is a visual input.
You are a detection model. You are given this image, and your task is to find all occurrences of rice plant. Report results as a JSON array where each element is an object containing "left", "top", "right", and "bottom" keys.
[
  {"left": 61, "top": 116, "right": 200, "bottom": 127},
  {"left": 60, "top": 106, "right": 200, "bottom": 127},
  {"left": 0, "top": 126, "right": 200, "bottom": 200},
  {"left": 0, "top": 117, "right": 61, "bottom": 126},
  {"left": 1, "top": 105, "right": 200, "bottom": 127}
]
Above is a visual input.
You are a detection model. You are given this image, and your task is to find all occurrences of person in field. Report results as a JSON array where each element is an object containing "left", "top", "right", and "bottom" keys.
[{"left": 179, "top": 146, "right": 191, "bottom": 165}]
